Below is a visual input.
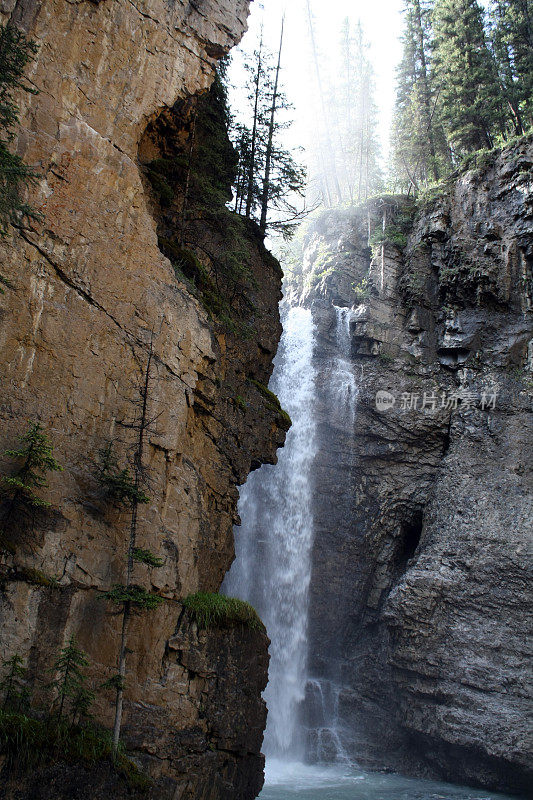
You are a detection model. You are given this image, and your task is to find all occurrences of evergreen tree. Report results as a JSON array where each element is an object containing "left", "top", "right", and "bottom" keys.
[
  {"left": 48, "top": 635, "right": 92, "bottom": 722},
  {"left": 0, "top": 421, "right": 63, "bottom": 553},
  {"left": 1, "top": 653, "right": 29, "bottom": 711},
  {"left": 0, "top": 24, "right": 39, "bottom": 291},
  {"left": 432, "top": 0, "right": 505, "bottom": 154},
  {"left": 391, "top": 0, "right": 450, "bottom": 191},
  {"left": 232, "top": 24, "right": 306, "bottom": 236},
  {"left": 489, "top": 0, "right": 533, "bottom": 133},
  {"left": 306, "top": 17, "right": 382, "bottom": 205},
  {"left": 97, "top": 340, "right": 163, "bottom": 754}
]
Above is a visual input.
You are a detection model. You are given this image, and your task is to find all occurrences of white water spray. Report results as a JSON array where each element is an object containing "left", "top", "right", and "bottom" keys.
[
  {"left": 224, "top": 305, "right": 318, "bottom": 759},
  {"left": 331, "top": 305, "right": 360, "bottom": 426}
]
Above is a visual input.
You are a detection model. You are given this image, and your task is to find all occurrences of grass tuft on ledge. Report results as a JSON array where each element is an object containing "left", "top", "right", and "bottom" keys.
[{"left": 182, "top": 592, "right": 265, "bottom": 632}]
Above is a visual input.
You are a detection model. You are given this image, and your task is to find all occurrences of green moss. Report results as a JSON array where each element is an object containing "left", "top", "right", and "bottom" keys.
[
  {"left": 378, "top": 352, "right": 395, "bottom": 364},
  {"left": 248, "top": 379, "right": 292, "bottom": 429},
  {"left": 182, "top": 592, "right": 264, "bottom": 631},
  {"left": 17, "top": 567, "right": 58, "bottom": 588},
  {"left": 0, "top": 710, "right": 151, "bottom": 791},
  {"left": 234, "top": 395, "right": 246, "bottom": 412},
  {"left": 248, "top": 379, "right": 281, "bottom": 409}
]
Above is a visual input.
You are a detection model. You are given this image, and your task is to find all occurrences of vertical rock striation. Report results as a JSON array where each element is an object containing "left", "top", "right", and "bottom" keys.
[
  {"left": 0, "top": 2, "right": 284, "bottom": 797},
  {"left": 298, "top": 136, "right": 532, "bottom": 794}
]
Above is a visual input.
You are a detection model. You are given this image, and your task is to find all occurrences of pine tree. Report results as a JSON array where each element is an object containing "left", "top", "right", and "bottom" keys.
[
  {"left": 489, "top": 0, "right": 533, "bottom": 134},
  {"left": 432, "top": 0, "right": 506, "bottom": 154},
  {"left": 0, "top": 24, "right": 39, "bottom": 291},
  {"left": 0, "top": 421, "right": 63, "bottom": 553},
  {"left": 1, "top": 653, "right": 29, "bottom": 711},
  {"left": 391, "top": 0, "right": 452, "bottom": 191},
  {"left": 97, "top": 340, "right": 163, "bottom": 754},
  {"left": 306, "top": 17, "right": 382, "bottom": 206},
  {"left": 233, "top": 23, "right": 306, "bottom": 236},
  {"left": 48, "top": 636, "right": 92, "bottom": 722}
]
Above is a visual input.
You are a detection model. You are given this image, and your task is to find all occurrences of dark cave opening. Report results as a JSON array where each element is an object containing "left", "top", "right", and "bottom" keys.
[{"left": 394, "top": 509, "right": 424, "bottom": 579}]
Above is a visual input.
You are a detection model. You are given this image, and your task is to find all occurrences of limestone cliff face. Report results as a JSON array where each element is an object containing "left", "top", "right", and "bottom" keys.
[
  {"left": 0, "top": 2, "right": 284, "bottom": 798},
  {"left": 299, "top": 136, "right": 532, "bottom": 794}
]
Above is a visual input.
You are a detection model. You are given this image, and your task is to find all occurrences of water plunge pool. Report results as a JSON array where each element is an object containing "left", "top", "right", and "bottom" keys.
[{"left": 259, "top": 761, "right": 517, "bottom": 800}]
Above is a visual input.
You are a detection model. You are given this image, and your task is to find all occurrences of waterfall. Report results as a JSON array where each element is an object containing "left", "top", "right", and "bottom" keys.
[
  {"left": 301, "top": 305, "right": 360, "bottom": 765},
  {"left": 330, "top": 306, "right": 359, "bottom": 425},
  {"left": 224, "top": 305, "right": 318, "bottom": 760}
]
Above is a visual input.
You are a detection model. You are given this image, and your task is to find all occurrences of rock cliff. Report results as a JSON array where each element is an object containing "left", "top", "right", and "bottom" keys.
[
  {"left": 0, "top": 2, "right": 284, "bottom": 798},
  {"left": 298, "top": 136, "right": 532, "bottom": 794}
]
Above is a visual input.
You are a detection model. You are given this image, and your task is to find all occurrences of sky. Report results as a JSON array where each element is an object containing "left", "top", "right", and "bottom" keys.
[{"left": 229, "top": 0, "right": 405, "bottom": 163}]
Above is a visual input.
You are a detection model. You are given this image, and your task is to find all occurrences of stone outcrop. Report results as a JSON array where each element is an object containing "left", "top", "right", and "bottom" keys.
[
  {"left": 0, "top": 1, "right": 283, "bottom": 797},
  {"left": 299, "top": 136, "right": 532, "bottom": 794}
]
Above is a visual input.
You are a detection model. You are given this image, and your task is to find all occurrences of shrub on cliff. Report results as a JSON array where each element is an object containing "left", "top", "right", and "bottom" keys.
[{"left": 0, "top": 421, "right": 62, "bottom": 554}]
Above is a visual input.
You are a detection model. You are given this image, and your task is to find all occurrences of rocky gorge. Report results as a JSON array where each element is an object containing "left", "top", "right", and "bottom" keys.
[{"left": 0, "top": 1, "right": 531, "bottom": 799}]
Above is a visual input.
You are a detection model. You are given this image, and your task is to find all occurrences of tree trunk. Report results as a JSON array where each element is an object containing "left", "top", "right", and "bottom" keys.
[
  {"left": 259, "top": 18, "right": 284, "bottom": 235},
  {"left": 245, "top": 30, "right": 263, "bottom": 219}
]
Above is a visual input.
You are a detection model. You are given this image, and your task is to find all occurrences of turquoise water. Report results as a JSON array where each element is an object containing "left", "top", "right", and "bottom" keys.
[{"left": 259, "top": 761, "right": 517, "bottom": 800}]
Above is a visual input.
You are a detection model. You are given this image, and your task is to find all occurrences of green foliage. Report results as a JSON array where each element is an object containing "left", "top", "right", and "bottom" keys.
[
  {"left": 132, "top": 547, "right": 164, "bottom": 567},
  {"left": 248, "top": 378, "right": 292, "bottom": 429},
  {"left": 100, "top": 584, "right": 163, "bottom": 610},
  {"left": 183, "top": 592, "right": 264, "bottom": 631},
  {"left": 17, "top": 566, "right": 59, "bottom": 588},
  {"left": 352, "top": 277, "right": 371, "bottom": 302},
  {"left": 48, "top": 636, "right": 92, "bottom": 722},
  {"left": 0, "top": 422, "right": 62, "bottom": 553},
  {"left": 390, "top": 0, "right": 532, "bottom": 192},
  {"left": 100, "top": 674, "right": 125, "bottom": 692},
  {"left": 433, "top": 0, "right": 505, "bottom": 154},
  {"left": 234, "top": 395, "right": 247, "bottom": 412},
  {"left": 0, "top": 24, "right": 40, "bottom": 290},
  {"left": 0, "top": 710, "right": 151, "bottom": 790},
  {"left": 1, "top": 654, "right": 29, "bottom": 712},
  {"left": 2, "top": 422, "right": 62, "bottom": 507},
  {"left": 231, "top": 37, "right": 307, "bottom": 234},
  {"left": 378, "top": 352, "right": 395, "bottom": 364},
  {"left": 96, "top": 443, "right": 149, "bottom": 507},
  {"left": 489, "top": 0, "right": 533, "bottom": 136}
]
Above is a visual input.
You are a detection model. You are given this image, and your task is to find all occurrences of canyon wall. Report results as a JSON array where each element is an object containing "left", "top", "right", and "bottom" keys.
[
  {"left": 0, "top": 2, "right": 285, "bottom": 798},
  {"left": 299, "top": 136, "right": 532, "bottom": 794}
]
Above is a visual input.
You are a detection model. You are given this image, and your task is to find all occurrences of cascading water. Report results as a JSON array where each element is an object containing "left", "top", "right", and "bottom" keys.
[
  {"left": 302, "top": 304, "right": 360, "bottom": 765},
  {"left": 224, "top": 305, "right": 318, "bottom": 759},
  {"left": 223, "top": 301, "right": 518, "bottom": 800},
  {"left": 331, "top": 306, "right": 360, "bottom": 426}
]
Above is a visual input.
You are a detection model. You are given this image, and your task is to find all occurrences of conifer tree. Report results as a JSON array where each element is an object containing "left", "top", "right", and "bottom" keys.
[
  {"left": 1, "top": 653, "right": 29, "bottom": 711},
  {"left": 0, "top": 421, "right": 63, "bottom": 553},
  {"left": 306, "top": 17, "right": 382, "bottom": 205},
  {"left": 391, "top": 0, "right": 451, "bottom": 191},
  {"left": 48, "top": 635, "right": 92, "bottom": 722},
  {"left": 432, "top": 0, "right": 505, "bottom": 154},
  {"left": 98, "top": 340, "right": 163, "bottom": 754},
  {"left": 232, "top": 24, "right": 306, "bottom": 236},
  {"left": 489, "top": 0, "right": 533, "bottom": 133}
]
